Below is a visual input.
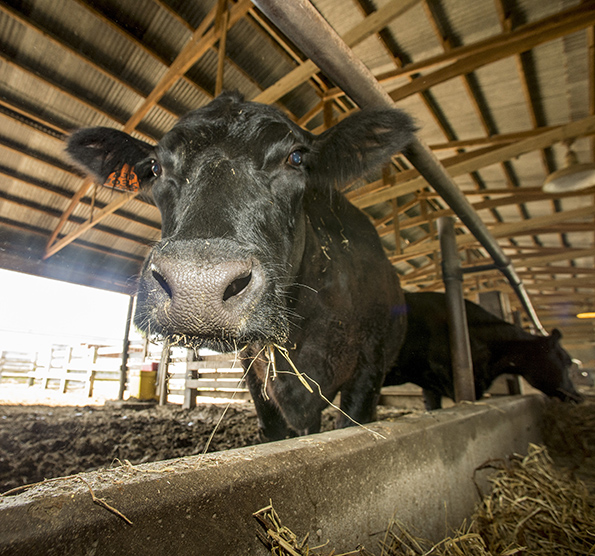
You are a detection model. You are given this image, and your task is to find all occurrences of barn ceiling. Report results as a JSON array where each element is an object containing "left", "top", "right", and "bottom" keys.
[{"left": 0, "top": 0, "right": 593, "bottom": 349}]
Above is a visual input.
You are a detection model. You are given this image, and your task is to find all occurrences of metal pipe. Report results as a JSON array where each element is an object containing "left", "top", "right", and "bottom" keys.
[
  {"left": 252, "top": 0, "right": 546, "bottom": 334},
  {"left": 438, "top": 217, "right": 476, "bottom": 403},
  {"left": 461, "top": 263, "right": 498, "bottom": 274}
]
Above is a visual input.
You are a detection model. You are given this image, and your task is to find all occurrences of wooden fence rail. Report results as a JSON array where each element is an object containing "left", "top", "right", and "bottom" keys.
[{"left": 0, "top": 342, "right": 251, "bottom": 402}]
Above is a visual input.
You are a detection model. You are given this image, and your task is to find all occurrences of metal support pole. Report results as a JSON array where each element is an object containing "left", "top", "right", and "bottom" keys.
[
  {"left": 118, "top": 295, "right": 134, "bottom": 400},
  {"left": 252, "top": 0, "right": 546, "bottom": 335},
  {"left": 438, "top": 217, "right": 476, "bottom": 404},
  {"left": 507, "top": 311, "right": 525, "bottom": 395}
]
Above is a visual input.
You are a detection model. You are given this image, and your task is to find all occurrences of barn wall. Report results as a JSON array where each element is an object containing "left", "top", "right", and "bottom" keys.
[{"left": 0, "top": 395, "right": 544, "bottom": 555}]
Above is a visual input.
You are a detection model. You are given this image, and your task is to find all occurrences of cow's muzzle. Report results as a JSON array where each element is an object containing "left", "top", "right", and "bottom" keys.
[{"left": 140, "top": 248, "right": 266, "bottom": 340}]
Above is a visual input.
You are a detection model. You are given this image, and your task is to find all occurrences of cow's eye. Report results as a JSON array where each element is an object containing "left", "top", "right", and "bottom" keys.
[
  {"left": 287, "top": 150, "right": 303, "bottom": 167},
  {"left": 151, "top": 160, "right": 162, "bottom": 177}
]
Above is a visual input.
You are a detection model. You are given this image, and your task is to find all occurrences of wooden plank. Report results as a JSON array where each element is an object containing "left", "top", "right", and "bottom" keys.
[
  {"left": 522, "top": 276, "right": 595, "bottom": 290},
  {"left": 194, "top": 390, "right": 251, "bottom": 400},
  {"left": 186, "top": 380, "right": 246, "bottom": 390},
  {"left": 43, "top": 192, "right": 138, "bottom": 259},
  {"left": 377, "top": 1, "right": 595, "bottom": 83},
  {"left": 197, "top": 370, "right": 244, "bottom": 380},
  {"left": 186, "top": 360, "right": 241, "bottom": 370},
  {"left": 214, "top": 2, "right": 229, "bottom": 97},
  {"left": 389, "top": 9, "right": 595, "bottom": 102},
  {"left": 123, "top": 0, "right": 250, "bottom": 133},
  {"left": 428, "top": 126, "right": 559, "bottom": 151},
  {"left": 392, "top": 205, "right": 595, "bottom": 261},
  {"left": 378, "top": 189, "right": 595, "bottom": 237},
  {"left": 518, "top": 266, "right": 595, "bottom": 276},
  {"left": 341, "top": 0, "right": 421, "bottom": 46},
  {"left": 402, "top": 248, "right": 595, "bottom": 286}
]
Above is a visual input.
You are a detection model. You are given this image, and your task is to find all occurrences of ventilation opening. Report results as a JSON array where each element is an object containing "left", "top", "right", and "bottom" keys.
[{"left": 223, "top": 271, "right": 252, "bottom": 302}]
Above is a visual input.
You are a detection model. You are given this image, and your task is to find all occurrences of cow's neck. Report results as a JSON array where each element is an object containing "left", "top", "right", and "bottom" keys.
[{"left": 489, "top": 338, "right": 537, "bottom": 378}]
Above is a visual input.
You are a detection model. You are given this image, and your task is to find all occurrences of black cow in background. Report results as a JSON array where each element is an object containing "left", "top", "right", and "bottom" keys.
[
  {"left": 67, "top": 92, "right": 415, "bottom": 440},
  {"left": 384, "top": 291, "right": 582, "bottom": 410}
]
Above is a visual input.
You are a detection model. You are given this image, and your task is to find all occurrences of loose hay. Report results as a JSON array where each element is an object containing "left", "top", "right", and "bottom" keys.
[
  {"left": 255, "top": 444, "right": 595, "bottom": 556},
  {"left": 473, "top": 444, "right": 595, "bottom": 555},
  {"left": 542, "top": 395, "right": 595, "bottom": 492}
]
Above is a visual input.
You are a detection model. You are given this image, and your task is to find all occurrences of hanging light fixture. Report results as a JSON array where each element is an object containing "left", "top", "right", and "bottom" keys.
[
  {"left": 543, "top": 140, "right": 595, "bottom": 193},
  {"left": 576, "top": 311, "right": 595, "bottom": 319}
]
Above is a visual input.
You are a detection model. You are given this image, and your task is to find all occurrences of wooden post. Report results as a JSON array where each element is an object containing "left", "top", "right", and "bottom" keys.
[
  {"left": 118, "top": 296, "right": 135, "bottom": 401},
  {"left": 214, "top": 0, "right": 229, "bottom": 96},
  {"left": 157, "top": 338, "right": 171, "bottom": 406},
  {"left": 86, "top": 346, "right": 98, "bottom": 398},
  {"left": 183, "top": 349, "right": 199, "bottom": 409},
  {"left": 60, "top": 346, "right": 73, "bottom": 394}
]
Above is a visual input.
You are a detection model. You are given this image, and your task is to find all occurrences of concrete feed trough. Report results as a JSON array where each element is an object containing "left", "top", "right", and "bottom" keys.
[{"left": 0, "top": 395, "right": 545, "bottom": 555}]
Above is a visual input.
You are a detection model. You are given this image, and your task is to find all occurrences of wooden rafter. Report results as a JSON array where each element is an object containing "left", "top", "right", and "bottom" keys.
[
  {"left": 378, "top": 1, "right": 595, "bottom": 90},
  {"left": 392, "top": 205, "right": 595, "bottom": 262},
  {"left": 353, "top": 114, "right": 595, "bottom": 208}
]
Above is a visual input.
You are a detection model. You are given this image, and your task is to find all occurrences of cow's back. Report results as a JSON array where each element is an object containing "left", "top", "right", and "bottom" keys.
[
  {"left": 386, "top": 292, "right": 579, "bottom": 409},
  {"left": 386, "top": 292, "right": 525, "bottom": 402}
]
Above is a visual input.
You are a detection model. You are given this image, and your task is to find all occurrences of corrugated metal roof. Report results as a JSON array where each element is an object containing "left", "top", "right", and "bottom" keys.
[{"left": 0, "top": 0, "right": 592, "bottom": 350}]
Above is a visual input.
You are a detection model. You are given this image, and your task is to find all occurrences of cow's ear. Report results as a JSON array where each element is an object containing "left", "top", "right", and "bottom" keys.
[
  {"left": 67, "top": 128, "right": 154, "bottom": 191},
  {"left": 550, "top": 328, "right": 563, "bottom": 342},
  {"left": 311, "top": 108, "right": 416, "bottom": 189}
]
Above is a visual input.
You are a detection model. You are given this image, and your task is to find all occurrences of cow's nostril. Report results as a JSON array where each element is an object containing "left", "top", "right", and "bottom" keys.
[
  {"left": 223, "top": 271, "right": 252, "bottom": 302},
  {"left": 151, "top": 265, "right": 173, "bottom": 299}
]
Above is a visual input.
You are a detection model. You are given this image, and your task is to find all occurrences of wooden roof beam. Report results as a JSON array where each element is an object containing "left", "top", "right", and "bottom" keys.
[
  {"left": 428, "top": 126, "right": 559, "bottom": 151},
  {"left": 389, "top": 0, "right": 595, "bottom": 102},
  {"left": 421, "top": 0, "right": 514, "bottom": 232},
  {"left": 354, "top": 114, "right": 595, "bottom": 208},
  {"left": 391, "top": 205, "right": 595, "bottom": 262},
  {"left": 0, "top": 164, "right": 160, "bottom": 231},
  {"left": 0, "top": 3, "right": 181, "bottom": 123},
  {"left": 0, "top": 217, "right": 145, "bottom": 265},
  {"left": 377, "top": 187, "right": 595, "bottom": 236},
  {"left": 377, "top": 1, "right": 595, "bottom": 92},
  {"left": 44, "top": 0, "right": 420, "bottom": 259},
  {"left": 0, "top": 190, "right": 152, "bottom": 249},
  {"left": 71, "top": 0, "right": 213, "bottom": 101},
  {"left": 0, "top": 51, "right": 154, "bottom": 143},
  {"left": 401, "top": 248, "right": 595, "bottom": 287}
]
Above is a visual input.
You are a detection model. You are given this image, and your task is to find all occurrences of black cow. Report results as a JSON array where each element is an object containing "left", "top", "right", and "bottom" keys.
[
  {"left": 384, "top": 291, "right": 581, "bottom": 410},
  {"left": 67, "top": 92, "right": 415, "bottom": 440}
]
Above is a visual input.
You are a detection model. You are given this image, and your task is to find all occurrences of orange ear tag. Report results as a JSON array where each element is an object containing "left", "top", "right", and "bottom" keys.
[{"left": 103, "top": 163, "right": 140, "bottom": 192}]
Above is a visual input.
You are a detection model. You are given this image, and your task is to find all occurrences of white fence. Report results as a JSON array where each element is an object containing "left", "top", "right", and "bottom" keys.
[{"left": 0, "top": 341, "right": 249, "bottom": 403}]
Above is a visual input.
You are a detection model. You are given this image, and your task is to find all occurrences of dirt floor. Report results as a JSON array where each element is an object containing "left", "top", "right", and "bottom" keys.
[
  {"left": 1, "top": 384, "right": 594, "bottom": 496},
  {"left": 0, "top": 385, "right": 410, "bottom": 493}
]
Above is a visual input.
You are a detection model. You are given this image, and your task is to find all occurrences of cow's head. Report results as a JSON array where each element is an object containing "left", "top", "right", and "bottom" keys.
[
  {"left": 523, "top": 329, "right": 583, "bottom": 403},
  {"left": 67, "top": 92, "right": 414, "bottom": 352}
]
